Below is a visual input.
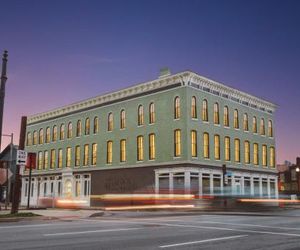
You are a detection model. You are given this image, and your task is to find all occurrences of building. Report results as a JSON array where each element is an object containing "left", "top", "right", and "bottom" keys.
[{"left": 20, "top": 70, "right": 278, "bottom": 207}]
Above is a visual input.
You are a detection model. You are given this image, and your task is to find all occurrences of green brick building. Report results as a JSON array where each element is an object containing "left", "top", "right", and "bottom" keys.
[{"left": 20, "top": 70, "right": 278, "bottom": 207}]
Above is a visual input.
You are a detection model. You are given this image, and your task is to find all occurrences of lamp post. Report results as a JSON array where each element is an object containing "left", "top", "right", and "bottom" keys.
[{"left": 296, "top": 167, "right": 300, "bottom": 196}]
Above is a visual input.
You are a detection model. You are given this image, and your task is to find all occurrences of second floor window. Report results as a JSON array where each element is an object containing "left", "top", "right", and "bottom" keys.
[
  {"left": 234, "top": 138, "right": 240, "bottom": 162},
  {"left": 50, "top": 149, "right": 56, "bottom": 169},
  {"left": 244, "top": 141, "right": 250, "bottom": 164},
  {"left": 149, "top": 133, "right": 156, "bottom": 160},
  {"left": 75, "top": 145, "right": 80, "bottom": 167},
  {"left": 84, "top": 144, "right": 89, "bottom": 166},
  {"left": 120, "top": 139, "right": 126, "bottom": 162},
  {"left": 92, "top": 143, "right": 97, "bottom": 165},
  {"left": 253, "top": 143, "right": 259, "bottom": 165},
  {"left": 214, "top": 134, "right": 220, "bottom": 160},
  {"left": 224, "top": 136, "right": 230, "bottom": 161},
  {"left": 66, "top": 147, "right": 71, "bottom": 167},
  {"left": 262, "top": 144, "right": 267, "bottom": 166},
  {"left": 58, "top": 149, "right": 63, "bottom": 168},
  {"left": 203, "top": 132, "right": 209, "bottom": 158},
  {"left": 107, "top": 141, "right": 113, "bottom": 164},
  {"left": 137, "top": 135, "right": 144, "bottom": 161},
  {"left": 191, "top": 130, "right": 197, "bottom": 157},
  {"left": 270, "top": 146, "right": 275, "bottom": 167},
  {"left": 174, "top": 129, "right": 181, "bottom": 157}
]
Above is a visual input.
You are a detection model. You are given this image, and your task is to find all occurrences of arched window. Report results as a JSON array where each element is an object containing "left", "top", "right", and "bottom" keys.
[
  {"left": 149, "top": 103, "right": 155, "bottom": 124},
  {"left": 85, "top": 118, "right": 90, "bottom": 135},
  {"left": 67, "top": 122, "right": 72, "bottom": 138},
  {"left": 174, "top": 129, "right": 181, "bottom": 157},
  {"left": 108, "top": 113, "right": 113, "bottom": 131},
  {"left": 58, "top": 149, "right": 63, "bottom": 168},
  {"left": 253, "top": 116, "right": 257, "bottom": 133},
  {"left": 93, "top": 117, "right": 99, "bottom": 134},
  {"left": 138, "top": 105, "right": 144, "bottom": 126},
  {"left": 137, "top": 135, "right": 144, "bottom": 161},
  {"left": 202, "top": 99, "right": 208, "bottom": 121},
  {"left": 203, "top": 132, "right": 209, "bottom": 158},
  {"left": 191, "top": 97, "right": 197, "bottom": 119},
  {"left": 260, "top": 118, "right": 265, "bottom": 135},
  {"left": 50, "top": 149, "right": 55, "bottom": 169},
  {"left": 262, "top": 145, "right": 267, "bottom": 166},
  {"left": 52, "top": 126, "right": 57, "bottom": 142},
  {"left": 253, "top": 143, "right": 259, "bottom": 165},
  {"left": 38, "top": 151, "right": 43, "bottom": 170},
  {"left": 46, "top": 127, "right": 50, "bottom": 143},
  {"left": 270, "top": 147, "right": 275, "bottom": 167},
  {"left": 120, "top": 110, "right": 126, "bottom": 129},
  {"left": 149, "top": 133, "right": 156, "bottom": 160},
  {"left": 234, "top": 109, "right": 239, "bottom": 129},
  {"left": 223, "top": 106, "right": 229, "bottom": 127},
  {"left": 174, "top": 96, "right": 180, "bottom": 119},
  {"left": 76, "top": 120, "right": 82, "bottom": 137},
  {"left": 60, "top": 124, "right": 65, "bottom": 140},
  {"left": 107, "top": 141, "right": 113, "bottom": 164},
  {"left": 224, "top": 136, "right": 230, "bottom": 161},
  {"left": 33, "top": 131, "right": 37, "bottom": 145},
  {"left": 243, "top": 113, "right": 249, "bottom": 131},
  {"left": 26, "top": 132, "right": 32, "bottom": 146},
  {"left": 214, "top": 103, "right": 219, "bottom": 124},
  {"left": 191, "top": 130, "right": 197, "bottom": 157},
  {"left": 268, "top": 120, "right": 273, "bottom": 137},
  {"left": 92, "top": 143, "right": 97, "bottom": 165},
  {"left": 83, "top": 144, "right": 89, "bottom": 166},
  {"left": 120, "top": 139, "right": 126, "bottom": 162},
  {"left": 66, "top": 147, "right": 71, "bottom": 167},
  {"left": 244, "top": 141, "right": 250, "bottom": 164},
  {"left": 39, "top": 129, "right": 44, "bottom": 144},
  {"left": 75, "top": 145, "right": 80, "bottom": 167},
  {"left": 43, "top": 151, "right": 48, "bottom": 169},
  {"left": 214, "top": 134, "right": 220, "bottom": 160},
  {"left": 234, "top": 138, "right": 240, "bottom": 162}
]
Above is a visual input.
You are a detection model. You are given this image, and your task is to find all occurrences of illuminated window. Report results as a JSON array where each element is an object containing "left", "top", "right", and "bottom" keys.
[
  {"left": 203, "top": 132, "right": 209, "bottom": 158},
  {"left": 83, "top": 144, "right": 89, "bottom": 166},
  {"left": 120, "top": 139, "right": 126, "bottom": 162},
  {"left": 268, "top": 120, "right": 273, "bottom": 137},
  {"left": 270, "top": 146, "right": 275, "bottom": 167},
  {"left": 75, "top": 145, "right": 80, "bottom": 167},
  {"left": 223, "top": 106, "right": 229, "bottom": 127},
  {"left": 38, "top": 151, "right": 43, "bottom": 170},
  {"left": 58, "top": 149, "right": 63, "bottom": 168},
  {"left": 26, "top": 132, "right": 32, "bottom": 146},
  {"left": 107, "top": 141, "right": 113, "bottom": 164},
  {"left": 202, "top": 99, "right": 208, "bottom": 121},
  {"left": 262, "top": 144, "right": 267, "bottom": 166},
  {"left": 244, "top": 141, "right": 250, "bottom": 164},
  {"left": 253, "top": 143, "right": 259, "bottom": 165},
  {"left": 149, "top": 103, "right": 155, "bottom": 124},
  {"left": 191, "top": 97, "right": 197, "bottom": 119},
  {"left": 224, "top": 136, "right": 230, "bottom": 161},
  {"left": 120, "top": 110, "right": 126, "bottom": 129},
  {"left": 253, "top": 116, "right": 257, "bottom": 133},
  {"left": 214, "top": 134, "right": 220, "bottom": 160},
  {"left": 76, "top": 120, "right": 82, "bottom": 137},
  {"left": 214, "top": 103, "right": 219, "bottom": 124},
  {"left": 108, "top": 113, "right": 113, "bottom": 131},
  {"left": 92, "top": 143, "right": 97, "bottom": 165},
  {"left": 66, "top": 147, "right": 71, "bottom": 167},
  {"left": 93, "top": 117, "right": 99, "bottom": 134},
  {"left": 191, "top": 130, "right": 197, "bottom": 157},
  {"left": 50, "top": 149, "right": 56, "bottom": 169},
  {"left": 243, "top": 113, "right": 249, "bottom": 131},
  {"left": 234, "top": 110, "right": 239, "bottom": 129},
  {"left": 52, "top": 126, "right": 57, "bottom": 142},
  {"left": 85, "top": 118, "right": 90, "bottom": 135},
  {"left": 43, "top": 151, "right": 48, "bottom": 169},
  {"left": 33, "top": 131, "right": 37, "bottom": 145},
  {"left": 149, "top": 133, "right": 156, "bottom": 160},
  {"left": 234, "top": 139, "right": 240, "bottom": 162},
  {"left": 138, "top": 105, "right": 144, "bottom": 126},
  {"left": 46, "top": 127, "right": 50, "bottom": 143},
  {"left": 174, "top": 129, "right": 181, "bottom": 157},
  {"left": 137, "top": 135, "right": 144, "bottom": 161},
  {"left": 260, "top": 118, "right": 265, "bottom": 135},
  {"left": 67, "top": 122, "right": 72, "bottom": 138},
  {"left": 60, "top": 124, "right": 65, "bottom": 140},
  {"left": 174, "top": 96, "right": 180, "bottom": 119},
  {"left": 39, "top": 129, "right": 44, "bottom": 144}
]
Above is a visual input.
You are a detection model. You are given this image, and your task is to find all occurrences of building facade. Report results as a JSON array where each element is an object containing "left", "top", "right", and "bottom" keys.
[{"left": 20, "top": 71, "right": 278, "bottom": 207}]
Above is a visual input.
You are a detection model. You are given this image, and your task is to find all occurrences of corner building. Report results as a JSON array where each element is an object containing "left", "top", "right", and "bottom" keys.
[{"left": 20, "top": 71, "right": 278, "bottom": 207}]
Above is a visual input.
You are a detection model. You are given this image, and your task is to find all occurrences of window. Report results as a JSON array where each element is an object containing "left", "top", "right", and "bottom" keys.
[
  {"left": 26, "top": 132, "right": 32, "bottom": 146},
  {"left": 262, "top": 144, "right": 267, "bottom": 166},
  {"left": 33, "top": 131, "right": 37, "bottom": 145},
  {"left": 50, "top": 149, "right": 56, "bottom": 169},
  {"left": 234, "top": 139, "right": 240, "bottom": 162},
  {"left": 202, "top": 99, "right": 208, "bottom": 121},
  {"left": 243, "top": 113, "right": 249, "bottom": 131},
  {"left": 214, "top": 103, "right": 219, "bottom": 124},
  {"left": 120, "top": 110, "right": 126, "bottom": 129},
  {"left": 39, "top": 129, "right": 44, "bottom": 144},
  {"left": 253, "top": 143, "right": 259, "bottom": 165},
  {"left": 46, "top": 127, "right": 50, "bottom": 143},
  {"left": 244, "top": 141, "right": 250, "bottom": 164},
  {"left": 149, "top": 103, "right": 155, "bottom": 124},
  {"left": 203, "top": 132, "right": 209, "bottom": 158},
  {"left": 149, "top": 134, "right": 156, "bottom": 160},
  {"left": 43, "top": 151, "right": 48, "bottom": 169},
  {"left": 270, "top": 146, "right": 275, "bottom": 167},
  {"left": 108, "top": 113, "right": 113, "bottom": 131},
  {"left": 137, "top": 135, "right": 144, "bottom": 161},
  {"left": 174, "top": 96, "right": 180, "bottom": 119},
  {"left": 92, "top": 143, "right": 97, "bottom": 165},
  {"left": 60, "top": 124, "right": 65, "bottom": 140},
  {"left": 191, "top": 130, "right": 197, "bottom": 157},
  {"left": 174, "top": 129, "right": 181, "bottom": 157},
  {"left": 214, "top": 135, "right": 220, "bottom": 160},
  {"left": 75, "top": 145, "right": 80, "bottom": 167},
  {"left": 67, "top": 122, "right": 72, "bottom": 138},
  {"left": 85, "top": 118, "right": 90, "bottom": 135},
  {"left": 58, "top": 149, "right": 63, "bottom": 168},
  {"left": 76, "top": 120, "right": 82, "bottom": 137},
  {"left": 120, "top": 139, "right": 126, "bottom": 162},
  {"left": 138, "top": 105, "right": 144, "bottom": 125},
  {"left": 234, "top": 109, "right": 239, "bottom": 129},
  {"left": 93, "top": 117, "right": 99, "bottom": 134},
  {"left": 83, "top": 144, "right": 89, "bottom": 166},
  {"left": 223, "top": 106, "right": 229, "bottom": 127},
  {"left": 260, "top": 118, "right": 265, "bottom": 135},
  {"left": 38, "top": 151, "right": 43, "bottom": 170},
  {"left": 224, "top": 136, "right": 230, "bottom": 161},
  {"left": 52, "top": 126, "right": 57, "bottom": 142},
  {"left": 268, "top": 120, "right": 273, "bottom": 137},
  {"left": 66, "top": 147, "right": 71, "bottom": 167},
  {"left": 107, "top": 141, "right": 113, "bottom": 164},
  {"left": 191, "top": 97, "right": 197, "bottom": 119},
  {"left": 253, "top": 116, "right": 257, "bottom": 133}
]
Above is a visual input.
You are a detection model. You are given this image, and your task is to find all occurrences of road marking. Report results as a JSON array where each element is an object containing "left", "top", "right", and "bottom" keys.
[
  {"left": 159, "top": 234, "right": 248, "bottom": 248},
  {"left": 44, "top": 227, "right": 141, "bottom": 236}
]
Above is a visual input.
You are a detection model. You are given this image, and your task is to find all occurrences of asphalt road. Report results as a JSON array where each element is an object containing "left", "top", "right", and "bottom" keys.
[{"left": 0, "top": 212, "right": 300, "bottom": 250}]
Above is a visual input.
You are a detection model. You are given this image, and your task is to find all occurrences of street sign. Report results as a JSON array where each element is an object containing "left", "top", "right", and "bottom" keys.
[
  {"left": 0, "top": 168, "right": 13, "bottom": 185},
  {"left": 26, "top": 152, "right": 37, "bottom": 169},
  {"left": 17, "top": 150, "right": 27, "bottom": 165}
]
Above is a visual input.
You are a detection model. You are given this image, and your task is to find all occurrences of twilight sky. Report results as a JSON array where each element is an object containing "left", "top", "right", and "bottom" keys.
[{"left": 0, "top": 0, "right": 299, "bottom": 164}]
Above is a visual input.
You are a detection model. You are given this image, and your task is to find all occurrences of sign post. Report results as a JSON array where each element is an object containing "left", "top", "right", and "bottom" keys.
[{"left": 26, "top": 153, "right": 36, "bottom": 209}]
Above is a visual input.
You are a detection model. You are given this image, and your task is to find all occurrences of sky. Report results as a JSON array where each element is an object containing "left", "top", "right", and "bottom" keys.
[{"left": 0, "top": 0, "right": 299, "bottom": 164}]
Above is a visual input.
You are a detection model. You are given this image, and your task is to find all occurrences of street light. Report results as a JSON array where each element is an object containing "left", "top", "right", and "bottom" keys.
[{"left": 296, "top": 167, "right": 300, "bottom": 195}]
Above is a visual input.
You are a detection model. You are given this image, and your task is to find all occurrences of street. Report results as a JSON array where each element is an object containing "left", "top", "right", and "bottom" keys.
[{"left": 0, "top": 211, "right": 300, "bottom": 249}]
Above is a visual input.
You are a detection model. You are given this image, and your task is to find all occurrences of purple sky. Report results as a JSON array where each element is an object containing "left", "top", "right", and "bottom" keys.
[{"left": 0, "top": 0, "right": 299, "bottom": 164}]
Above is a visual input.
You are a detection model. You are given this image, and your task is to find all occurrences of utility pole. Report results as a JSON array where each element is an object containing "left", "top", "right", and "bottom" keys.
[{"left": 0, "top": 50, "right": 8, "bottom": 151}]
